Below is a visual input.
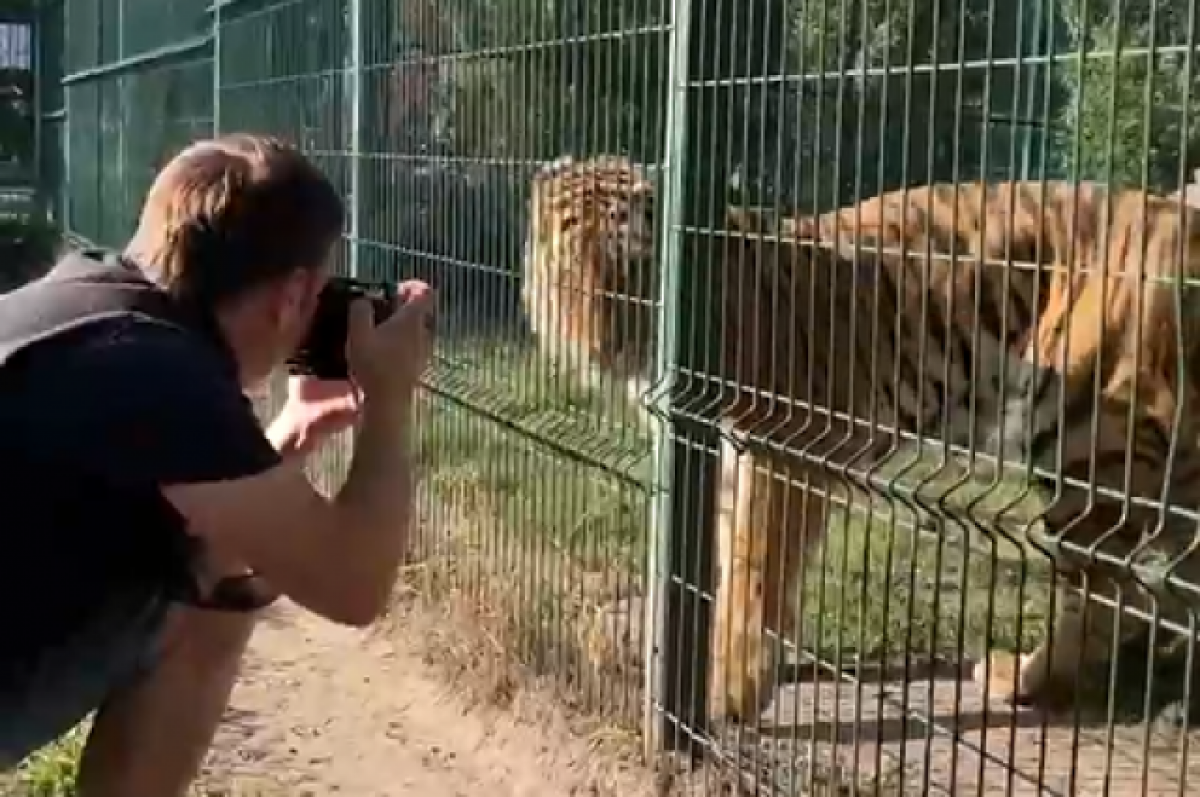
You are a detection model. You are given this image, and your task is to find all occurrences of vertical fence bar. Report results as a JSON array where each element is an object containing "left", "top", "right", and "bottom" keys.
[
  {"left": 346, "top": 0, "right": 362, "bottom": 279},
  {"left": 32, "top": 0, "right": 43, "bottom": 218},
  {"left": 211, "top": 0, "right": 221, "bottom": 134},
  {"left": 61, "top": 0, "right": 70, "bottom": 231},
  {"left": 646, "top": 0, "right": 694, "bottom": 756}
]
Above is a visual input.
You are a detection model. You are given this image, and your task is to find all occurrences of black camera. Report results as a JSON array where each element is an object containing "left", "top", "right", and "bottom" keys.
[{"left": 285, "top": 276, "right": 397, "bottom": 380}]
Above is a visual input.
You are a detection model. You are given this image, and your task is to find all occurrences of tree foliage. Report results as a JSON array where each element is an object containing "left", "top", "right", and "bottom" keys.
[{"left": 1054, "top": 0, "right": 1200, "bottom": 190}]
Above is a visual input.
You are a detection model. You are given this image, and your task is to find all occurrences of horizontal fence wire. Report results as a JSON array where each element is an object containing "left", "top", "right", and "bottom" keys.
[{"left": 38, "top": 0, "right": 1200, "bottom": 794}]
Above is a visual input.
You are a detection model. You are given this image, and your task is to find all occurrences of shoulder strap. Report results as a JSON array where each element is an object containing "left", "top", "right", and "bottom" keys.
[{"left": 0, "top": 249, "right": 187, "bottom": 369}]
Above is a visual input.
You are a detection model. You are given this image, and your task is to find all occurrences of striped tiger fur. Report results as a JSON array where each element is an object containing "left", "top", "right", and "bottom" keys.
[
  {"left": 522, "top": 154, "right": 658, "bottom": 416},
  {"left": 801, "top": 182, "right": 1200, "bottom": 716},
  {"left": 520, "top": 156, "right": 1200, "bottom": 723}
]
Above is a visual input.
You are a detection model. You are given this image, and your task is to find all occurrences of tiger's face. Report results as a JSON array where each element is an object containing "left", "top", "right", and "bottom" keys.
[{"left": 520, "top": 155, "right": 660, "bottom": 401}]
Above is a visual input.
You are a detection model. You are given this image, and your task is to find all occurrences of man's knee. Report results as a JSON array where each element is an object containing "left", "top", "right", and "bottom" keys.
[{"left": 154, "top": 604, "right": 261, "bottom": 673}]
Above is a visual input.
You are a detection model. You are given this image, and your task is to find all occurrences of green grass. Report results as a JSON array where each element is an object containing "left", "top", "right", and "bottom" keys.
[
  {"left": 416, "top": 336, "right": 1060, "bottom": 667},
  {"left": 1, "top": 724, "right": 88, "bottom": 797},
  {"left": 418, "top": 337, "right": 653, "bottom": 575}
]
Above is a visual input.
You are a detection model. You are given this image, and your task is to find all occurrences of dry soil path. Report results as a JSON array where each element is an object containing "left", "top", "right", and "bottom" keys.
[{"left": 199, "top": 600, "right": 654, "bottom": 797}]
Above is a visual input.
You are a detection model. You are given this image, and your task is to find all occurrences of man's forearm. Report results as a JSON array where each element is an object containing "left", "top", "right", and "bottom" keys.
[{"left": 331, "top": 394, "right": 415, "bottom": 616}]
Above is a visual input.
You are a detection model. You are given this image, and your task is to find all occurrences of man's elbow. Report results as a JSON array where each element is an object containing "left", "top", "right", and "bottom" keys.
[{"left": 321, "top": 580, "right": 393, "bottom": 628}]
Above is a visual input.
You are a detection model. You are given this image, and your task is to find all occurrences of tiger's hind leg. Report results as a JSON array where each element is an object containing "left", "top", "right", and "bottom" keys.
[
  {"left": 976, "top": 444, "right": 1194, "bottom": 710},
  {"left": 710, "top": 436, "right": 824, "bottom": 724}
]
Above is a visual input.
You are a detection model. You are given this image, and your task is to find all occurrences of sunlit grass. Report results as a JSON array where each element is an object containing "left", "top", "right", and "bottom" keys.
[{"left": 415, "top": 335, "right": 1058, "bottom": 666}]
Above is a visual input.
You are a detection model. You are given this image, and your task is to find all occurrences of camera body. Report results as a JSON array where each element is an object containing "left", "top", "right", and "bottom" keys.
[{"left": 285, "top": 276, "right": 396, "bottom": 380}]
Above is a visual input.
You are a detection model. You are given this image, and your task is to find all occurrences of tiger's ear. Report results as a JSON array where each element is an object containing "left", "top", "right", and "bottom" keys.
[{"left": 726, "top": 206, "right": 751, "bottom": 232}]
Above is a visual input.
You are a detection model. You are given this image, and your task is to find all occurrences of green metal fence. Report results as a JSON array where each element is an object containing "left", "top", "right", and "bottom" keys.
[
  {"left": 0, "top": 2, "right": 39, "bottom": 222},
  {"left": 40, "top": 0, "right": 1200, "bottom": 793}
]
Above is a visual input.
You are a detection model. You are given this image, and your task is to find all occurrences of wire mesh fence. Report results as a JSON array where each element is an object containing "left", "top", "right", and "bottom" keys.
[{"left": 39, "top": 0, "right": 1200, "bottom": 793}]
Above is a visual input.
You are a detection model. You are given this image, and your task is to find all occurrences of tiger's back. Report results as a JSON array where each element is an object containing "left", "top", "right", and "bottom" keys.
[{"left": 803, "top": 181, "right": 1200, "bottom": 464}]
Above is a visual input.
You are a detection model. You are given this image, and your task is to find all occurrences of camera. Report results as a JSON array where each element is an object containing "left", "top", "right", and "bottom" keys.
[{"left": 285, "top": 276, "right": 397, "bottom": 380}]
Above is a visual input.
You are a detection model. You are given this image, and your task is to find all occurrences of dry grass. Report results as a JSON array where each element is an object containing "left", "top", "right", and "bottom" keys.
[
  {"left": 400, "top": 333, "right": 1200, "bottom": 794},
  {"left": 248, "top": 335, "right": 1200, "bottom": 794}
]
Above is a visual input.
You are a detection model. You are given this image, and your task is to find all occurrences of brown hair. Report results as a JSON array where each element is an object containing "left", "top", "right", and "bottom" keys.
[{"left": 125, "top": 133, "right": 345, "bottom": 306}]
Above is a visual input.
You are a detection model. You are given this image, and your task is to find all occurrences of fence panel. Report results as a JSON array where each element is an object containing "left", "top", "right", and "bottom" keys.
[
  {"left": 36, "top": 0, "right": 65, "bottom": 224},
  {"left": 648, "top": 0, "right": 1200, "bottom": 793},
  {"left": 355, "top": 0, "right": 671, "bottom": 729},
  {"left": 60, "top": 0, "right": 212, "bottom": 246},
  {"left": 0, "top": 1, "right": 38, "bottom": 222},
  {"left": 39, "top": 0, "right": 1200, "bottom": 793}
]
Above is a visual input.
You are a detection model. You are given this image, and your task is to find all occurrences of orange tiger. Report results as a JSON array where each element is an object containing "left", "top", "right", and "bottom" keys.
[
  {"left": 521, "top": 156, "right": 1200, "bottom": 723},
  {"left": 522, "top": 154, "right": 658, "bottom": 417},
  {"left": 778, "top": 182, "right": 1200, "bottom": 716}
]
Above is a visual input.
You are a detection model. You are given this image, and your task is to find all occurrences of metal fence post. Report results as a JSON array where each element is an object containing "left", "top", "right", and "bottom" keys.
[
  {"left": 347, "top": 0, "right": 363, "bottom": 279},
  {"left": 31, "top": 0, "right": 43, "bottom": 218},
  {"left": 649, "top": 0, "right": 787, "bottom": 757},
  {"left": 61, "top": 0, "right": 69, "bottom": 231},
  {"left": 645, "top": 0, "right": 694, "bottom": 756},
  {"left": 211, "top": 0, "right": 221, "bottom": 134}
]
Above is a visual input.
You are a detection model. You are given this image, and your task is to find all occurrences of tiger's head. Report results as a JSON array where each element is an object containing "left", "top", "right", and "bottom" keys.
[
  {"left": 521, "top": 155, "right": 659, "bottom": 392},
  {"left": 524, "top": 155, "right": 657, "bottom": 273}
]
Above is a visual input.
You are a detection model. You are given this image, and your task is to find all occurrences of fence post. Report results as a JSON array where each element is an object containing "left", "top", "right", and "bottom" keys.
[
  {"left": 648, "top": 0, "right": 787, "bottom": 758},
  {"left": 61, "top": 0, "right": 70, "bottom": 232},
  {"left": 346, "top": 0, "right": 363, "bottom": 279},
  {"left": 646, "top": 0, "right": 704, "bottom": 756},
  {"left": 648, "top": 0, "right": 727, "bottom": 756},
  {"left": 211, "top": 1, "right": 221, "bottom": 134},
  {"left": 32, "top": 1, "right": 43, "bottom": 218}
]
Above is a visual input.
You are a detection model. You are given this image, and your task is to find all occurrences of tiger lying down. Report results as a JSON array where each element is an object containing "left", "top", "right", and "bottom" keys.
[{"left": 521, "top": 154, "right": 1200, "bottom": 724}]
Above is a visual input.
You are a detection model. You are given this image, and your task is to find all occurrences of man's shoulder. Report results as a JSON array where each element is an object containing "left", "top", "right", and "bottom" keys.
[
  {"left": 9, "top": 314, "right": 279, "bottom": 486},
  {"left": 9, "top": 314, "right": 242, "bottom": 425}
]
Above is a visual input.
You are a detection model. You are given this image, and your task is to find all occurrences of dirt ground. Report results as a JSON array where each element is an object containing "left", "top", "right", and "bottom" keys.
[{"left": 197, "top": 599, "right": 662, "bottom": 797}]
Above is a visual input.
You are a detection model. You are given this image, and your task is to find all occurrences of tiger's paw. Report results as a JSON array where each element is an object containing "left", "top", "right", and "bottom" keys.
[
  {"left": 973, "top": 651, "right": 1050, "bottom": 708},
  {"left": 709, "top": 673, "right": 772, "bottom": 726}
]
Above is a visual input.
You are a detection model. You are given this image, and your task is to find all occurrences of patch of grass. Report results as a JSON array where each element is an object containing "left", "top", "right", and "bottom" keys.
[
  {"left": 418, "top": 336, "right": 652, "bottom": 576},
  {"left": 415, "top": 335, "right": 1059, "bottom": 672},
  {"left": 800, "top": 503, "right": 1053, "bottom": 665},
  {"left": 2, "top": 724, "right": 88, "bottom": 797},
  {"left": 1, "top": 723, "right": 294, "bottom": 797}
]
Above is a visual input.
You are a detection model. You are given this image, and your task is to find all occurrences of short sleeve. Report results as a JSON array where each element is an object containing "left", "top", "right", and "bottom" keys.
[{"left": 11, "top": 318, "right": 282, "bottom": 488}]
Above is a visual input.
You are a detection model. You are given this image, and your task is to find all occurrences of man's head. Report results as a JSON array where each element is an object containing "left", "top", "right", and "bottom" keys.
[{"left": 125, "top": 133, "right": 345, "bottom": 388}]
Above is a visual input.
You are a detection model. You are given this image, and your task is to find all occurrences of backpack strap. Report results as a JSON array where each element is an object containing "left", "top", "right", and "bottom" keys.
[{"left": 0, "top": 250, "right": 188, "bottom": 367}]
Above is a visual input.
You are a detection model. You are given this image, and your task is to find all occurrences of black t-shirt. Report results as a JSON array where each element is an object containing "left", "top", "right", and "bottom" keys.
[
  {"left": 0, "top": 307, "right": 281, "bottom": 756},
  {"left": 0, "top": 311, "right": 282, "bottom": 645},
  {"left": 3, "top": 315, "right": 280, "bottom": 488}
]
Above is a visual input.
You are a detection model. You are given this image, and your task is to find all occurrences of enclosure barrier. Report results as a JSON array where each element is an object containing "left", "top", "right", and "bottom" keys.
[{"left": 40, "top": 0, "right": 1200, "bottom": 793}]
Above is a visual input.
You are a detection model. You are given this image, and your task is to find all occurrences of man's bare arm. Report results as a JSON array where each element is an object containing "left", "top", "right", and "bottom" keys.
[{"left": 163, "top": 395, "right": 415, "bottom": 626}]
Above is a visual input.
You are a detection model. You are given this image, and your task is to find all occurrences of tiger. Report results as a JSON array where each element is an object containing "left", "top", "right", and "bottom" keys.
[
  {"left": 780, "top": 182, "right": 1200, "bottom": 715},
  {"left": 522, "top": 154, "right": 658, "bottom": 418},
  {"left": 520, "top": 155, "right": 1200, "bottom": 724}
]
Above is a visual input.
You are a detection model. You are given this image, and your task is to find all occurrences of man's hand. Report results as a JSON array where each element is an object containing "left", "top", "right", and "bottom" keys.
[
  {"left": 346, "top": 280, "right": 435, "bottom": 409},
  {"left": 167, "top": 280, "right": 435, "bottom": 628},
  {"left": 267, "top": 376, "right": 362, "bottom": 457}
]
